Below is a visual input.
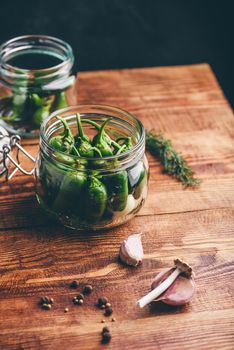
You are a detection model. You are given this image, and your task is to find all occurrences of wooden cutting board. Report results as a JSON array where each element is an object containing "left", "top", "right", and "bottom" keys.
[{"left": 0, "top": 64, "right": 234, "bottom": 350}]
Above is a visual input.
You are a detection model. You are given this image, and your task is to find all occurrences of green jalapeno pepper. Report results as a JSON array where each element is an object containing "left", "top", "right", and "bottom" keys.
[
  {"left": 103, "top": 170, "right": 128, "bottom": 212},
  {"left": 75, "top": 113, "right": 90, "bottom": 143},
  {"left": 84, "top": 176, "right": 107, "bottom": 220},
  {"left": 30, "top": 93, "right": 43, "bottom": 107},
  {"left": 49, "top": 116, "right": 74, "bottom": 153},
  {"left": 1, "top": 88, "right": 70, "bottom": 131},
  {"left": 5, "top": 91, "right": 28, "bottom": 121},
  {"left": 82, "top": 118, "right": 122, "bottom": 153},
  {"left": 53, "top": 151, "right": 78, "bottom": 167},
  {"left": 116, "top": 136, "right": 133, "bottom": 151},
  {"left": 53, "top": 171, "right": 86, "bottom": 214},
  {"left": 75, "top": 114, "right": 102, "bottom": 157},
  {"left": 92, "top": 118, "right": 114, "bottom": 157},
  {"left": 53, "top": 91, "right": 68, "bottom": 110},
  {"left": 32, "top": 96, "right": 53, "bottom": 127},
  {"left": 75, "top": 136, "right": 102, "bottom": 157},
  {"left": 37, "top": 157, "right": 66, "bottom": 207}
]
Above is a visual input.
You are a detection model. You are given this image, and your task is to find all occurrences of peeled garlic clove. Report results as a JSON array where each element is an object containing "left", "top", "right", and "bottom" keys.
[
  {"left": 151, "top": 269, "right": 196, "bottom": 306},
  {"left": 119, "top": 233, "right": 144, "bottom": 267},
  {"left": 121, "top": 194, "right": 136, "bottom": 215},
  {"left": 112, "top": 195, "right": 136, "bottom": 219}
]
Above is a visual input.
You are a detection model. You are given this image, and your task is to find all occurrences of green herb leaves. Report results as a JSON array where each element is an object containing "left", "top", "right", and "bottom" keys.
[{"left": 146, "top": 130, "right": 201, "bottom": 187}]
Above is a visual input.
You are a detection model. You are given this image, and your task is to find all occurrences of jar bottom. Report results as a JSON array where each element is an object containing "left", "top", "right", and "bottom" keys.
[{"left": 36, "top": 193, "right": 146, "bottom": 231}]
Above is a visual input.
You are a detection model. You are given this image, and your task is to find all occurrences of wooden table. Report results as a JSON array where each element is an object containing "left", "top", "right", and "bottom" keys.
[{"left": 0, "top": 64, "right": 234, "bottom": 350}]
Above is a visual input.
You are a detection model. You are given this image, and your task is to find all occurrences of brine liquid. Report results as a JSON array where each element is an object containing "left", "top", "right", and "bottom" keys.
[{"left": 7, "top": 51, "right": 63, "bottom": 70}]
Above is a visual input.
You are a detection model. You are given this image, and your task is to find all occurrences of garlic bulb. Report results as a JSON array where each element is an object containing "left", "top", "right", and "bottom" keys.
[{"left": 119, "top": 233, "right": 144, "bottom": 267}]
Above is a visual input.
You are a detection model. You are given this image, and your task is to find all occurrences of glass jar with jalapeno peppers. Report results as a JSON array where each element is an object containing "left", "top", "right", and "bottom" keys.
[
  {"left": 0, "top": 35, "right": 77, "bottom": 138},
  {"left": 35, "top": 105, "right": 149, "bottom": 230}
]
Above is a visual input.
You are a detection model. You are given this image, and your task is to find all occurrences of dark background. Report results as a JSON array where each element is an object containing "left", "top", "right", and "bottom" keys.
[{"left": 0, "top": 0, "right": 233, "bottom": 106}]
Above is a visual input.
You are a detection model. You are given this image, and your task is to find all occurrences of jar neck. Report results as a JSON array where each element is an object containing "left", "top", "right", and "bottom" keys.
[
  {"left": 40, "top": 105, "right": 145, "bottom": 172},
  {"left": 0, "top": 35, "right": 74, "bottom": 92}
]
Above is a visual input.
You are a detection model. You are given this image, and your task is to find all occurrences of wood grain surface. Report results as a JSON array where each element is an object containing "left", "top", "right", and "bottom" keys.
[{"left": 0, "top": 64, "right": 234, "bottom": 350}]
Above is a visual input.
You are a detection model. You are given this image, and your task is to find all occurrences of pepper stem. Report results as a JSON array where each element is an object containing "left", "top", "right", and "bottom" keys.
[
  {"left": 93, "top": 147, "right": 102, "bottom": 157},
  {"left": 72, "top": 145, "right": 80, "bottom": 156},
  {"left": 76, "top": 113, "right": 86, "bottom": 140},
  {"left": 96, "top": 118, "right": 112, "bottom": 143},
  {"left": 116, "top": 137, "right": 130, "bottom": 142},
  {"left": 57, "top": 116, "right": 73, "bottom": 140},
  {"left": 116, "top": 144, "right": 127, "bottom": 155},
  {"left": 82, "top": 119, "right": 122, "bottom": 150},
  {"left": 137, "top": 268, "right": 181, "bottom": 308},
  {"left": 81, "top": 119, "right": 101, "bottom": 130}
]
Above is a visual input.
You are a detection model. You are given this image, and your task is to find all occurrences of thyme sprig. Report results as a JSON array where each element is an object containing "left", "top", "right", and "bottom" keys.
[{"left": 146, "top": 130, "right": 201, "bottom": 187}]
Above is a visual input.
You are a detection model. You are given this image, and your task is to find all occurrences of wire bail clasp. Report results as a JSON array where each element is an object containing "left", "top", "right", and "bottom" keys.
[{"left": 0, "top": 127, "right": 35, "bottom": 181}]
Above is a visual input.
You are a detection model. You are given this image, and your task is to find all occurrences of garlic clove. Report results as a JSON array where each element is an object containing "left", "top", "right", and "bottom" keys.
[
  {"left": 137, "top": 259, "right": 195, "bottom": 308},
  {"left": 113, "top": 195, "right": 136, "bottom": 218},
  {"left": 119, "top": 233, "right": 144, "bottom": 267},
  {"left": 151, "top": 269, "right": 196, "bottom": 306}
]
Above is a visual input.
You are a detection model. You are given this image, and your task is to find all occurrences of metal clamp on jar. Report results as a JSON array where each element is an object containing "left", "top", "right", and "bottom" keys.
[{"left": 0, "top": 125, "right": 35, "bottom": 180}]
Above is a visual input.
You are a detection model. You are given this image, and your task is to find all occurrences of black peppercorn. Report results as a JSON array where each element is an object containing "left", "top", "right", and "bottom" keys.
[
  {"left": 98, "top": 297, "right": 108, "bottom": 308},
  {"left": 40, "top": 297, "right": 47, "bottom": 305},
  {"left": 104, "top": 307, "right": 113, "bottom": 316},
  {"left": 42, "top": 303, "right": 51, "bottom": 310},
  {"left": 70, "top": 280, "right": 79, "bottom": 289},
  {"left": 76, "top": 293, "right": 84, "bottom": 300},
  {"left": 73, "top": 297, "right": 78, "bottom": 304},
  {"left": 102, "top": 327, "right": 110, "bottom": 334},
  {"left": 39, "top": 296, "right": 53, "bottom": 307},
  {"left": 73, "top": 297, "right": 84, "bottom": 305},
  {"left": 83, "top": 285, "right": 93, "bottom": 295},
  {"left": 102, "top": 332, "right": 111, "bottom": 344}
]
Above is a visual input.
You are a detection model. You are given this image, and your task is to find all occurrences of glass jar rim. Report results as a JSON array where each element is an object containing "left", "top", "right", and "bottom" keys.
[
  {"left": 0, "top": 35, "right": 74, "bottom": 88},
  {"left": 40, "top": 104, "right": 145, "bottom": 164}
]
